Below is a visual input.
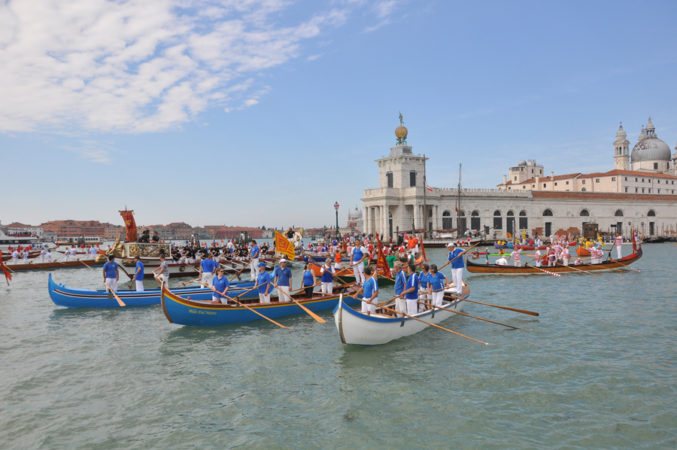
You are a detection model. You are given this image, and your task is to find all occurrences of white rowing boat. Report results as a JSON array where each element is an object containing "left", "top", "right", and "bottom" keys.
[{"left": 333, "top": 281, "right": 469, "bottom": 345}]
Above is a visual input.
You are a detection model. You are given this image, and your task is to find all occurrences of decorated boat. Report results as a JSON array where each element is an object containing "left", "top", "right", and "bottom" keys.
[
  {"left": 333, "top": 282, "right": 470, "bottom": 346},
  {"left": 48, "top": 274, "right": 256, "bottom": 308},
  {"left": 466, "top": 246, "right": 642, "bottom": 275},
  {"left": 161, "top": 285, "right": 360, "bottom": 326}
]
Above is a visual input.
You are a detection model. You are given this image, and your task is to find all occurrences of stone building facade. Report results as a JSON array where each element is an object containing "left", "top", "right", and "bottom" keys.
[{"left": 362, "top": 121, "right": 677, "bottom": 239}]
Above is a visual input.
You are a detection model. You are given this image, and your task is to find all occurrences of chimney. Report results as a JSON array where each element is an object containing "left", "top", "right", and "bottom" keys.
[{"left": 503, "top": 175, "right": 507, "bottom": 184}]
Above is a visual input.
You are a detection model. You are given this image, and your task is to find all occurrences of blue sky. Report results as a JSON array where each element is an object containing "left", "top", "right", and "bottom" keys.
[{"left": 1, "top": 0, "right": 676, "bottom": 228}]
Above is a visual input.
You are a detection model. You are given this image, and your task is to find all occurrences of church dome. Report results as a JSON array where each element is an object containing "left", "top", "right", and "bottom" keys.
[{"left": 631, "top": 118, "right": 671, "bottom": 162}]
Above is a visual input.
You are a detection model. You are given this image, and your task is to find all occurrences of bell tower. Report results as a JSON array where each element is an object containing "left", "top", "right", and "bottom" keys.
[{"left": 613, "top": 122, "right": 630, "bottom": 170}]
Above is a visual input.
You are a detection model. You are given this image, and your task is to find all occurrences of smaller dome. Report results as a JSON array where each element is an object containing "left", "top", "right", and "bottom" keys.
[
  {"left": 615, "top": 123, "right": 626, "bottom": 140},
  {"left": 631, "top": 138, "right": 671, "bottom": 162},
  {"left": 395, "top": 125, "right": 408, "bottom": 140}
]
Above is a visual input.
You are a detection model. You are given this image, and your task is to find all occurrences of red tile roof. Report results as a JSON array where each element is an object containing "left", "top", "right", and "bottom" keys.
[{"left": 531, "top": 191, "right": 677, "bottom": 201}]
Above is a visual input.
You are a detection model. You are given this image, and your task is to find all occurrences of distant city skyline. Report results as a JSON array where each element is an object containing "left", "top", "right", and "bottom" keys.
[{"left": 1, "top": 0, "right": 676, "bottom": 227}]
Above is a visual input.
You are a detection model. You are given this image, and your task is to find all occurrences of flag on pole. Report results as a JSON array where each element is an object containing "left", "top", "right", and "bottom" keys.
[
  {"left": 118, "top": 209, "right": 138, "bottom": 242},
  {"left": 426, "top": 184, "right": 433, "bottom": 192},
  {"left": 274, "top": 231, "right": 295, "bottom": 261},
  {"left": 375, "top": 235, "right": 390, "bottom": 277}
]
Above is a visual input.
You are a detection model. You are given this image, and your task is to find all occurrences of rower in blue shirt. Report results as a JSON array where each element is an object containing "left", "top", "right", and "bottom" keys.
[
  {"left": 429, "top": 264, "right": 447, "bottom": 307},
  {"left": 273, "top": 259, "right": 293, "bottom": 302},
  {"left": 133, "top": 255, "right": 145, "bottom": 292},
  {"left": 211, "top": 268, "right": 230, "bottom": 304},
  {"left": 402, "top": 263, "right": 420, "bottom": 316},
  {"left": 447, "top": 243, "right": 465, "bottom": 295},
  {"left": 419, "top": 264, "right": 431, "bottom": 309},
  {"left": 320, "top": 258, "right": 335, "bottom": 294},
  {"left": 102, "top": 255, "right": 119, "bottom": 293},
  {"left": 256, "top": 262, "right": 272, "bottom": 303},
  {"left": 360, "top": 266, "right": 379, "bottom": 314},
  {"left": 250, "top": 240, "right": 260, "bottom": 281},
  {"left": 393, "top": 261, "right": 407, "bottom": 315},
  {"left": 200, "top": 255, "right": 217, "bottom": 287},
  {"left": 302, "top": 262, "right": 316, "bottom": 298}
]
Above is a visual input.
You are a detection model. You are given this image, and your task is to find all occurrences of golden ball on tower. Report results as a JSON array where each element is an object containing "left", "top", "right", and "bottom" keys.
[{"left": 395, "top": 125, "right": 408, "bottom": 140}]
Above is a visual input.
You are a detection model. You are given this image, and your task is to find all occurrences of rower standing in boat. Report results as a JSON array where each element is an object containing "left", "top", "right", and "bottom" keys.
[
  {"left": 320, "top": 258, "right": 335, "bottom": 294},
  {"left": 350, "top": 241, "right": 367, "bottom": 285},
  {"left": 256, "top": 262, "right": 272, "bottom": 304},
  {"left": 153, "top": 255, "right": 169, "bottom": 284},
  {"left": 274, "top": 259, "right": 292, "bottom": 302},
  {"left": 199, "top": 254, "right": 216, "bottom": 287},
  {"left": 249, "top": 240, "right": 260, "bottom": 280},
  {"left": 429, "top": 265, "right": 446, "bottom": 307},
  {"left": 302, "top": 263, "right": 316, "bottom": 298},
  {"left": 133, "top": 255, "right": 145, "bottom": 291},
  {"left": 447, "top": 243, "right": 465, "bottom": 295},
  {"left": 419, "top": 264, "right": 431, "bottom": 309},
  {"left": 615, "top": 233, "right": 623, "bottom": 259},
  {"left": 402, "top": 263, "right": 420, "bottom": 315},
  {"left": 211, "top": 268, "right": 230, "bottom": 304},
  {"left": 102, "top": 255, "right": 119, "bottom": 293},
  {"left": 393, "top": 261, "right": 407, "bottom": 315},
  {"left": 40, "top": 248, "right": 46, "bottom": 262},
  {"left": 360, "top": 266, "right": 379, "bottom": 314},
  {"left": 46, "top": 249, "right": 53, "bottom": 262}
]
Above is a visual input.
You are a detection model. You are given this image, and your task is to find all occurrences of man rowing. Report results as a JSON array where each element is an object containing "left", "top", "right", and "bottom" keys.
[
  {"left": 255, "top": 262, "right": 272, "bottom": 304},
  {"left": 393, "top": 261, "right": 407, "bottom": 315},
  {"left": 133, "top": 255, "right": 145, "bottom": 291},
  {"left": 199, "top": 254, "right": 217, "bottom": 287},
  {"left": 249, "top": 240, "right": 260, "bottom": 281},
  {"left": 402, "top": 263, "right": 420, "bottom": 315},
  {"left": 360, "top": 266, "right": 378, "bottom": 314},
  {"left": 447, "top": 243, "right": 465, "bottom": 295},
  {"left": 320, "top": 257, "right": 335, "bottom": 294},
  {"left": 102, "top": 255, "right": 119, "bottom": 293},
  {"left": 350, "top": 241, "right": 367, "bottom": 285},
  {"left": 211, "top": 268, "right": 230, "bottom": 304},
  {"left": 273, "top": 258, "right": 292, "bottom": 303}
]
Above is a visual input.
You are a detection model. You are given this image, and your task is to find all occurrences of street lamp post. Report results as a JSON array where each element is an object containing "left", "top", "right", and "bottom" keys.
[{"left": 334, "top": 202, "right": 340, "bottom": 239}]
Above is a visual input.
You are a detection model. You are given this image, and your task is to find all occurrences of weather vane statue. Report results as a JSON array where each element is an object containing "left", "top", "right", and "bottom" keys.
[{"left": 395, "top": 111, "right": 408, "bottom": 145}]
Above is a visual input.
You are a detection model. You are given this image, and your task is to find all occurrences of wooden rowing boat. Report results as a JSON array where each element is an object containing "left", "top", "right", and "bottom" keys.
[
  {"left": 4, "top": 258, "right": 105, "bottom": 271},
  {"left": 48, "top": 274, "right": 257, "bottom": 308},
  {"left": 466, "top": 246, "right": 642, "bottom": 274},
  {"left": 161, "top": 285, "right": 360, "bottom": 326},
  {"left": 333, "top": 282, "right": 470, "bottom": 345}
]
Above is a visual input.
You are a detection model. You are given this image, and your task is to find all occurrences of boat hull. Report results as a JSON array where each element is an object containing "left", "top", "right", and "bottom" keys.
[
  {"left": 5, "top": 259, "right": 105, "bottom": 271},
  {"left": 161, "top": 287, "right": 360, "bottom": 326},
  {"left": 48, "top": 274, "right": 256, "bottom": 308},
  {"left": 333, "top": 285, "right": 469, "bottom": 346}
]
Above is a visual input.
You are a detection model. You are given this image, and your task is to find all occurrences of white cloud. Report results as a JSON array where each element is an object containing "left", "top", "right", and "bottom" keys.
[
  {"left": 0, "top": 0, "right": 363, "bottom": 134},
  {"left": 63, "top": 141, "right": 113, "bottom": 164}
]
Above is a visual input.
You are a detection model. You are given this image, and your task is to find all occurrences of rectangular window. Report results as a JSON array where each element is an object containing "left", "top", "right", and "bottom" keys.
[
  {"left": 409, "top": 171, "right": 416, "bottom": 187},
  {"left": 543, "top": 183, "right": 546, "bottom": 188},
  {"left": 625, "top": 177, "right": 628, "bottom": 181},
  {"left": 566, "top": 181, "right": 569, "bottom": 185},
  {"left": 635, "top": 188, "right": 638, "bottom": 193},
  {"left": 642, "top": 188, "right": 645, "bottom": 193},
  {"left": 493, "top": 217, "right": 502, "bottom": 229},
  {"left": 625, "top": 187, "right": 628, "bottom": 193},
  {"left": 582, "top": 179, "right": 586, "bottom": 184},
  {"left": 386, "top": 172, "right": 393, "bottom": 188},
  {"left": 657, "top": 180, "right": 660, "bottom": 184},
  {"left": 642, "top": 178, "right": 645, "bottom": 182},
  {"left": 554, "top": 182, "right": 558, "bottom": 186},
  {"left": 654, "top": 162, "right": 658, "bottom": 170},
  {"left": 611, "top": 177, "right": 616, "bottom": 181},
  {"left": 635, "top": 178, "right": 638, "bottom": 182},
  {"left": 595, "top": 178, "right": 600, "bottom": 183},
  {"left": 514, "top": 176, "right": 517, "bottom": 181}
]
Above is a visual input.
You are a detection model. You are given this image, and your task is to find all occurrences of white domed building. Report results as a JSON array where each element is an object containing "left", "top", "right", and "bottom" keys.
[{"left": 629, "top": 118, "right": 673, "bottom": 173}]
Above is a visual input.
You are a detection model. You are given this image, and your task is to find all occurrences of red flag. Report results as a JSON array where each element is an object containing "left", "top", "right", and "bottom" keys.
[
  {"left": 375, "top": 235, "right": 390, "bottom": 277},
  {"left": 0, "top": 251, "right": 12, "bottom": 284},
  {"left": 119, "top": 209, "right": 138, "bottom": 242},
  {"left": 426, "top": 184, "right": 433, "bottom": 192}
]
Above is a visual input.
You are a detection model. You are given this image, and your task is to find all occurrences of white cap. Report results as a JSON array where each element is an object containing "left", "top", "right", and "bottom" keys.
[
  {"left": 280, "top": 258, "right": 287, "bottom": 263},
  {"left": 447, "top": 242, "right": 454, "bottom": 248}
]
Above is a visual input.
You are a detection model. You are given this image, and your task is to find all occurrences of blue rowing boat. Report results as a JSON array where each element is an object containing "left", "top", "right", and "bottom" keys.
[
  {"left": 48, "top": 273, "right": 256, "bottom": 308},
  {"left": 161, "top": 285, "right": 361, "bottom": 326}
]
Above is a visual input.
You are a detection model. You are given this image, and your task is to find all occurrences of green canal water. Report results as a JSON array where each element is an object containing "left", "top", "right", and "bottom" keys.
[{"left": 1, "top": 245, "right": 675, "bottom": 448}]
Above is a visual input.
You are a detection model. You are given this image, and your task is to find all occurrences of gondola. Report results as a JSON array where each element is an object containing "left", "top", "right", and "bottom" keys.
[
  {"left": 161, "top": 284, "right": 360, "bottom": 326},
  {"left": 48, "top": 274, "right": 256, "bottom": 308},
  {"left": 333, "top": 282, "right": 470, "bottom": 346},
  {"left": 466, "top": 246, "right": 642, "bottom": 275}
]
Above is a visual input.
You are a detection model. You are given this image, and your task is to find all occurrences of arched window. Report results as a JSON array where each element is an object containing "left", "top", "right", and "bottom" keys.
[
  {"left": 471, "top": 210, "right": 480, "bottom": 231},
  {"left": 506, "top": 210, "right": 515, "bottom": 235},
  {"left": 493, "top": 210, "right": 502, "bottom": 230},
  {"left": 518, "top": 210, "right": 528, "bottom": 229},
  {"left": 442, "top": 210, "right": 452, "bottom": 229},
  {"left": 648, "top": 209, "right": 656, "bottom": 217},
  {"left": 615, "top": 209, "right": 623, "bottom": 217},
  {"left": 580, "top": 209, "right": 589, "bottom": 216},
  {"left": 543, "top": 209, "right": 553, "bottom": 216}
]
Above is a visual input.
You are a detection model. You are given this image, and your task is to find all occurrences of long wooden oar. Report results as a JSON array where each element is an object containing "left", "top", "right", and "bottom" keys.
[
  {"left": 106, "top": 285, "right": 126, "bottom": 307},
  {"left": 275, "top": 282, "right": 326, "bottom": 324},
  {"left": 359, "top": 297, "right": 489, "bottom": 345},
  {"left": 455, "top": 296, "right": 539, "bottom": 317},
  {"left": 78, "top": 259, "right": 95, "bottom": 271},
  {"left": 524, "top": 262, "right": 562, "bottom": 277},
  {"left": 178, "top": 278, "right": 201, "bottom": 287},
  {"left": 418, "top": 301, "right": 519, "bottom": 329},
  {"left": 438, "top": 242, "right": 480, "bottom": 271}
]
